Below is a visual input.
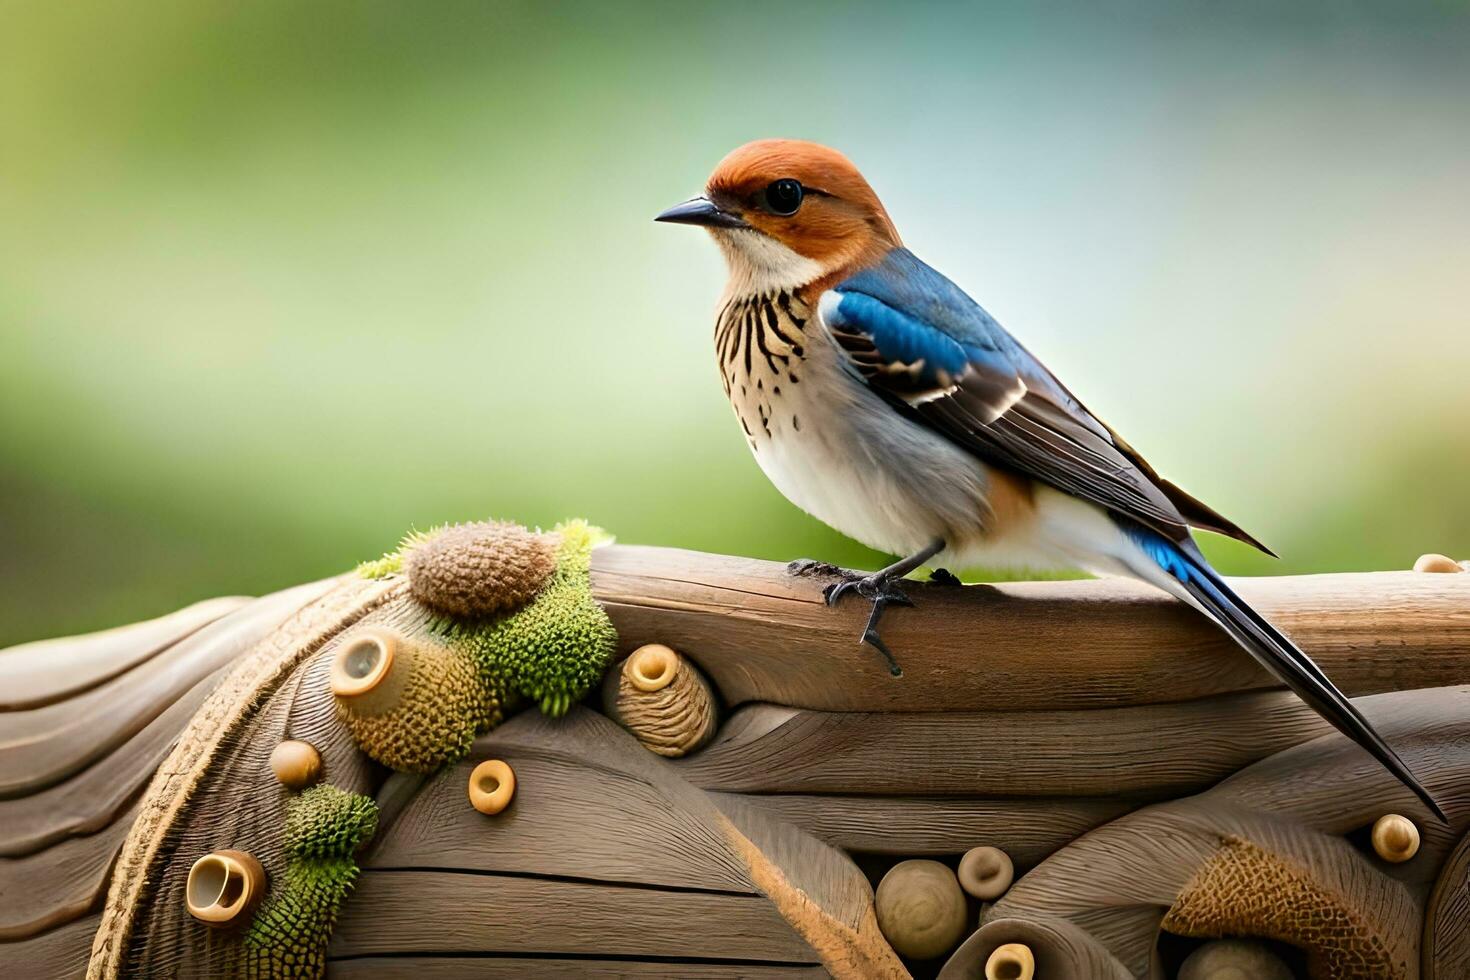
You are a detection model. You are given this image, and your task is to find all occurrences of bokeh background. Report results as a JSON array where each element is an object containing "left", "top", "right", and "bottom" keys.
[{"left": 3, "top": 1, "right": 1467, "bottom": 646}]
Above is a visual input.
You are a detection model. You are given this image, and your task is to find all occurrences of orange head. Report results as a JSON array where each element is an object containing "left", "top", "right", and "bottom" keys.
[{"left": 656, "top": 139, "right": 900, "bottom": 290}]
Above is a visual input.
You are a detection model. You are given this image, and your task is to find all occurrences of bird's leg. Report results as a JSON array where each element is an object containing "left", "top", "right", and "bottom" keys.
[{"left": 823, "top": 538, "right": 946, "bottom": 677}]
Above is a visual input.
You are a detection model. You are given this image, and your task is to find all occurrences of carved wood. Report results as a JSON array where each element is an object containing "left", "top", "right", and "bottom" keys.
[{"left": 1, "top": 545, "right": 1467, "bottom": 980}]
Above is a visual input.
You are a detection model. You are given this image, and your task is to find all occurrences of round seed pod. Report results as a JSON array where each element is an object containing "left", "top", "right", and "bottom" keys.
[
  {"left": 332, "top": 627, "right": 501, "bottom": 773},
  {"left": 468, "top": 759, "right": 517, "bottom": 815},
  {"left": 186, "top": 849, "right": 266, "bottom": 929},
  {"left": 268, "top": 740, "right": 322, "bottom": 790},
  {"left": 1413, "top": 553, "right": 1462, "bottom": 573},
  {"left": 1371, "top": 813, "right": 1420, "bottom": 863},
  {"left": 406, "top": 521, "right": 556, "bottom": 618},
  {"left": 958, "top": 845, "right": 1014, "bottom": 900},
  {"left": 984, "top": 942, "right": 1035, "bottom": 980},
  {"left": 875, "top": 859, "right": 968, "bottom": 961},
  {"left": 601, "top": 644, "right": 718, "bottom": 758},
  {"left": 1178, "top": 938, "right": 1293, "bottom": 980}
]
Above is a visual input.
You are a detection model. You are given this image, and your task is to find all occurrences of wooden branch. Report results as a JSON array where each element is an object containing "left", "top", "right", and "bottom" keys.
[{"left": 591, "top": 546, "right": 1470, "bottom": 712}]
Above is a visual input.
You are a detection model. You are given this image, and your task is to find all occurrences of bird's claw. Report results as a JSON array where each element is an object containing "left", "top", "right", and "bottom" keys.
[{"left": 823, "top": 572, "right": 909, "bottom": 676}]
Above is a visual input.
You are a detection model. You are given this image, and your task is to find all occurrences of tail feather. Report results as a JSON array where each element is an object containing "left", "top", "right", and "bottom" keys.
[{"left": 1124, "top": 525, "right": 1446, "bottom": 822}]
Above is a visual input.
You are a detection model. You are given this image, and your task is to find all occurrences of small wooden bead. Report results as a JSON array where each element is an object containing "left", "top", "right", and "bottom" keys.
[
  {"left": 1413, "top": 553, "right": 1462, "bottom": 573},
  {"left": 957, "top": 845, "right": 1014, "bottom": 900},
  {"left": 268, "top": 740, "right": 322, "bottom": 790},
  {"left": 626, "top": 644, "right": 678, "bottom": 692},
  {"left": 186, "top": 849, "right": 266, "bottom": 928},
  {"left": 1179, "top": 938, "right": 1293, "bottom": 979},
  {"left": 874, "top": 859, "right": 967, "bottom": 960},
  {"left": 1372, "top": 813, "right": 1420, "bottom": 863},
  {"left": 468, "top": 759, "right": 516, "bottom": 815},
  {"left": 985, "top": 942, "right": 1035, "bottom": 980}
]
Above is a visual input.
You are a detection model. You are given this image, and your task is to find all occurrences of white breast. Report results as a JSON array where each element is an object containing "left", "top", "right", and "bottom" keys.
[{"left": 718, "top": 290, "right": 1011, "bottom": 564}]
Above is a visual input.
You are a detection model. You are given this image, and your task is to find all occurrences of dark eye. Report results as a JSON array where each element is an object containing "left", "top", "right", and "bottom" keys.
[{"left": 761, "top": 178, "right": 804, "bottom": 216}]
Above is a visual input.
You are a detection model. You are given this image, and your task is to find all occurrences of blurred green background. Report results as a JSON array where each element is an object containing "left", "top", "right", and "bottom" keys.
[{"left": 2, "top": 1, "right": 1467, "bottom": 646}]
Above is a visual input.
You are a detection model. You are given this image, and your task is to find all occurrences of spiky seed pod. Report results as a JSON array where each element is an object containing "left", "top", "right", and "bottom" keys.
[
  {"left": 332, "top": 627, "right": 502, "bottom": 773},
  {"left": 243, "top": 785, "right": 378, "bottom": 979},
  {"left": 405, "top": 521, "right": 557, "bottom": 618},
  {"left": 957, "top": 845, "right": 1014, "bottom": 901},
  {"left": 875, "top": 859, "right": 968, "bottom": 961},
  {"left": 284, "top": 784, "right": 379, "bottom": 860},
  {"left": 454, "top": 521, "right": 617, "bottom": 717},
  {"left": 601, "top": 644, "right": 718, "bottom": 757}
]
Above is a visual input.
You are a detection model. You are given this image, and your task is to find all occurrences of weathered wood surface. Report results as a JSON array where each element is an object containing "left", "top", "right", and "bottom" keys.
[
  {"left": 678, "top": 692, "right": 1332, "bottom": 798},
  {"left": 711, "top": 792, "right": 1134, "bottom": 865},
  {"left": 1425, "top": 826, "right": 1470, "bottom": 978},
  {"left": 592, "top": 546, "right": 1470, "bottom": 712},
  {"left": 947, "top": 686, "right": 1470, "bottom": 980},
  {"left": 331, "top": 958, "right": 831, "bottom": 978},
  {"left": 345, "top": 709, "right": 900, "bottom": 976},
  {"left": 0, "top": 597, "right": 247, "bottom": 712}
]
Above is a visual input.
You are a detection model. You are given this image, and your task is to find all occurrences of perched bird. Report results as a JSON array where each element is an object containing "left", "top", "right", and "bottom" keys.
[{"left": 656, "top": 138, "right": 1444, "bottom": 820}]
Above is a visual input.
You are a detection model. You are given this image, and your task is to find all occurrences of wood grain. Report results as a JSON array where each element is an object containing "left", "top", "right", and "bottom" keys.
[
  {"left": 592, "top": 546, "right": 1470, "bottom": 712},
  {"left": 711, "top": 792, "right": 1135, "bottom": 866},
  {"left": 1424, "top": 827, "right": 1470, "bottom": 979},
  {"left": 0, "top": 668, "right": 226, "bottom": 858},
  {"left": 0, "top": 583, "right": 333, "bottom": 798},
  {"left": 330, "top": 958, "right": 831, "bottom": 979},
  {"left": 0, "top": 801, "right": 139, "bottom": 940},
  {"left": 0, "top": 913, "right": 99, "bottom": 979},
  {"left": 677, "top": 692, "right": 1332, "bottom": 798},
  {"left": 0, "top": 597, "right": 247, "bottom": 712},
  {"left": 330, "top": 870, "right": 819, "bottom": 963}
]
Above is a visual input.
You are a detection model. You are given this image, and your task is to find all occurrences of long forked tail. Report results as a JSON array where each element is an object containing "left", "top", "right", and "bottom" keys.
[{"left": 1121, "top": 523, "right": 1446, "bottom": 822}]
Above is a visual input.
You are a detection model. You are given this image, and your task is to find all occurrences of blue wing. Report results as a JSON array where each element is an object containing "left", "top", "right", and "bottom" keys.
[{"left": 823, "top": 248, "right": 1268, "bottom": 550}]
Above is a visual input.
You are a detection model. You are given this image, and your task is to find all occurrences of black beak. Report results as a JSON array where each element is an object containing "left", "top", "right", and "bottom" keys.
[{"left": 654, "top": 196, "right": 748, "bottom": 229}]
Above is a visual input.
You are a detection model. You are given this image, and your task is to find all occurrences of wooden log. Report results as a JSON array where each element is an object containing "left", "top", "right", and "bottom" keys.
[{"left": 591, "top": 546, "right": 1470, "bottom": 712}]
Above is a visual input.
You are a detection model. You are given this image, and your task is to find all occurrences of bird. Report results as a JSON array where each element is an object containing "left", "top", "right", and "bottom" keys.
[{"left": 655, "top": 137, "right": 1445, "bottom": 821}]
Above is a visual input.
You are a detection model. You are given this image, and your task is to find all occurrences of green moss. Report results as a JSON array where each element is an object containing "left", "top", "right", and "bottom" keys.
[
  {"left": 357, "top": 517, "right": 618, "bottom": 721},
  {"left": 242, "top": 785, "right": 378, "bottom": 979}
]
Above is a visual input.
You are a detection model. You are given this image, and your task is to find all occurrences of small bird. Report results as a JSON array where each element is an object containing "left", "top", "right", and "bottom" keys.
[{"left": 657, "top": 138, "right": 1444, "bottom": 820}]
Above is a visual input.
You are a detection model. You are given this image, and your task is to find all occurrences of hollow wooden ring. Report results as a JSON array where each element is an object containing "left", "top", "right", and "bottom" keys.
[
  {"left": 185, "top": 849, "right": 266, "bottom": 928},
  {"left": 468, "top": 759, "right": 516, "bottom": 815}
]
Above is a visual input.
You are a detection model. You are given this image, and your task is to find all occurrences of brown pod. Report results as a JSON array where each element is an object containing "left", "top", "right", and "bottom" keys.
[
  {"left": 406, "top": 521, "right": 557, "bottom": 618},
  {"left": 1371, "top": 813, "right": 1420, "bottom": 863},
  {"left": 268, "top": 739, "right": 322, "bottom": 790},
  {"left": 186, "top": 849, "right": 266, "bottom": 928},
  {"left": 874, "top": 859, "right": 968, "bottom": 961},
  {"left": 984, "top": 942, "right": 1036, "bottom": 980},
  {"left": 468, "top": 759, "right": 516, "bottom": 815},
  {"left": 958, "top": 845, "right": 1014, "bottom": 901},
  {"left": 332, "top": 626, "right": 501, "bottom": 772},
  {"left": 601, "top": 644, "right": 718, "bottom": 758}
]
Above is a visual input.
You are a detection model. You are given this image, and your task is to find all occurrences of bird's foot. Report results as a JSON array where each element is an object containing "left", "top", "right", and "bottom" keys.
[
  {"left": 823, "top": 572, "right": 911, "bottom": 677},
  {"left": 787, "top": 558, "right": 849, "bottom": 578},
  {"left": 929, "top": 567, "right": 963, "bottom": 587}
]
